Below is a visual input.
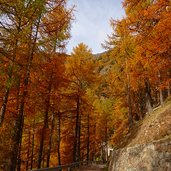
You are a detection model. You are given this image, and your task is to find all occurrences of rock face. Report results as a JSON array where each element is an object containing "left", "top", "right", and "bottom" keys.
[{"left": 109, "top": 138, "right": 171, "bottom": 171}]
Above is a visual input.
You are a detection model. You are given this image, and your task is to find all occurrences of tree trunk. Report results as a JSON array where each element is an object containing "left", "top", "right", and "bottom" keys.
[
  {"left": 127, "top": 84, "right": 133, "bottom": 125},
  {"left": 46, "top": 112, "right": 55, "bottom": 167},
  {"left": 86, "top": 113, "right": 90, "bottom": 162},
  {"left": 92, "top": 123, "right": 96, "bottom": 161},
  {"left": 26, "top": 130, "right": 31, "bottom": 171},
  {"left": 10, "top": 16, "right": 41, "bottom": 171},
  {"left": 0, "top": 11, "right": 22, "bottom": 125},
  {"left": 168, "top": 82, "right": 170, "bottom": 97},
  {"left": 10, "top": 101, "right": 25, "bottom": 171},
  {"left": 125, "top": 57, "right": 133, "bottom": 126},
  {"left": 159, "top": 89, "right": 164, "bottom": 106},
  {"left": 104, "top": 120, "right": 108, "bottom": 163},
  {"left": 138, "top": 90, "right": 144, "bottom": 120},
  {"left": 37, "top": 75, "right": 52, "bottom": 168},
  {"left": 30, "top": 119, "right": 35, "bottom": 170},
  {"left": 57, "top": 112, "right": 61, "bottom": 166},
  {"left": 15, "top": 77, "right": 22, "bottom": 171},
  {"left": 73, "top": 95, "right": 80, "bottom": 162},
  {"left": 16, "top": 132, "right": 22, "bottom": 171},
  {"left": 145, "top": 79, "right": 153, "bottom": 113},
  {"left": 0, "top": 38, "right": 19, "bottom": 126},
  {"left": 37, "top": 113, "right": 48, "bottom": 168},
  {"left": 78, "top": 106, "right": 81, "bottom": 162},
  {"left": 168, "top": 88, "right": 171, "bottom": 97},
  {"left": 158, "top": 71, "right": 164, "bottom": 106}
]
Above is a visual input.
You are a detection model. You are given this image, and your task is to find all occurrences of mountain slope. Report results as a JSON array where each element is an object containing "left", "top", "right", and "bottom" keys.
[
  {"left": 128, "top": 97, "right": 171, "bottom": 147},
  {"left": 109, "top": 97, "right": 171, "bottom": 171}
]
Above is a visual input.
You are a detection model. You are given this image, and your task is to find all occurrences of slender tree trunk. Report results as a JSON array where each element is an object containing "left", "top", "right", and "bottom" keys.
[
  {"left": 15, "top": 77, "right": 22, "bottom": 171},
  {"left": 57, "top": 112, "right": 61, "bottom": 166},
  {"left": 0, "top": 38, "right": 19, "bottom": 126},
  {"left": 127, "top": 84, "right": 133, "bottom": 125},
  {"left": 86, "top": 113, "right": 90, "bottom": 162},
  {"left": 26, "top": 130, "right": 31, "bottom": 171},
  {"left": 168, "top": 79, "right": 170, "bottom": 97},
  {"left": 73, "top": 95, "right": 80, "bottom": 162},
  {"left": 104, "top": 120, "right": 108, "bottom": 163},
  {"left": 0, "top": 12, "right": 22, "bottom": 126},
  {"left": 138, "top": 91, "right": 143, "bottom": 120},
  {"left": 37, "top": 113, "right": 48, "bottom": 168},
  {"left": 92, "top": 123, "right": 96, "bottom": 161},
  {"left": 10, "top": 76, "right": 24, "bottom": 171},
  {"left": 30, "top": 119, "right": 35, "bottom": 170},
  {"left": 159, "top": 89, "right": 164, "bottom": 105},
  {"left": 42, "top": 159, "right": 45, "bottom": 168},
  {"left": 10, "top": 16, "right": 41, "bottom": 171},
  {"left": 37, "top": 75, "right": 52, "bottom": 168},
  {"left": 168, "top": 84, "right": 171, "bottom": 97},
  {"left": 0, "top": 88, "right": 10, "bottom": 126},
  {"left": 158, "top": 71, "right": 164, "bottom": 106},
  {"left": 46, "top": 113, "right": 55, "bottom": 167},
  {"left": 10, "top": 98, "right": 25, "bottom": 171},
  {"left": 125, "top": 58, "right": 133, "bottom": 126},
  {"left": 167, "top": 71, "right": 171, "bottom": 97},
  {"left": 16, "top": 132, "right": 22, "bottom": 171},
  {"left": 145, "top": 79, "right": 153, "bottom": 113},
  {"left": 146, "top": 96, "right": 153, "bottom": 113},
  {"left": 78, "top": 107, "right": 81, "bottom": 161}
]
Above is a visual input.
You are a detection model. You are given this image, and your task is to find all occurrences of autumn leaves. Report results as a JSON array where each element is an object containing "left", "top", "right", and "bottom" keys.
[
  {"left": 0, "top": 0, "right": 170, "bottom": 170},
  {"left": 102, "top": 0, "right": 171, "bottom": 145},
  {"left": 0, "top": 0, "right": 72, "bottom": 170}
]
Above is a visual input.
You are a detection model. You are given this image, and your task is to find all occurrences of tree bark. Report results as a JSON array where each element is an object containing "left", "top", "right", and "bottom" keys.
[
  {"left": 168, "top": 81, "right": 171, "bottom": 97},
  {"left": 73, "top": 95, "right": 80, "bottom": 162},
  {"left": 30, "top": 119, "right": 35, "bottom": 170},
  {"left": 0, "top": 7, "right": 23, "bottom": 126},
  {"left": 78, "top": 106, "right": 81, "bottom": 161},
  {"left": 16, "top": 131, "right": 22, "bottom": 171},
  {"left": 158, "top": 71, "right": 164, "bottom": 106},
  {"left": 86, "top": 113, "right": 90, "bottom": 162},
  {"left": 127, "top": 84, "right": 133, "bottom": 125},
  {"left": 92, "top": 123, "right": 96, "bottom": 161},
  {"left": 10, "top": 16, "right": 41, "bottom": 171},
  {"left": 26, "top": 130, "right": 31, "bottom": 171},
  {"left": 0, "top": 38, "right": 19, "bottom": 126},
  {"left": 159, "top": 89, "right": 164, "bottom": 106},
  {"left": 57, "top": 112, "right": 61, "bottom": 166},
  {"left": 145, "top": 79, "right": 153, "bottom": 113},
  {"left": 46, "top": 112, "right": 55, "bottom": 167},
  {"left": 125, "top": 57, "right": 133, "bottom": 126},
  {"left": 10, "top": 100, "right": 25, "bottom": 171},
  {"left": 37, "top": 74, "right": 52, "bottom": 168}
]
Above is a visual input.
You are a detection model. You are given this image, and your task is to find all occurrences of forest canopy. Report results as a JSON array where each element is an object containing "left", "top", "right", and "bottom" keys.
[{"left": 0, "top": 0, "right": 170, "bottom": 170}]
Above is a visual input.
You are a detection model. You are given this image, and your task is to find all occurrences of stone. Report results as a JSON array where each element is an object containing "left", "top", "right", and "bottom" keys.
[{"left": 108, "top": 138, "right": 171, "bottom": 171}]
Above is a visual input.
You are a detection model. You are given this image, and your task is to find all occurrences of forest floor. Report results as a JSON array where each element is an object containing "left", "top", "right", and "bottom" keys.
[{"left": 120, "top": 97, "right": 171, "bottom": 148}]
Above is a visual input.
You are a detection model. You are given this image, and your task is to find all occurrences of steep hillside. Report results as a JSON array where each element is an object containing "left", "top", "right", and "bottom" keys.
[
  {"left": 109, "top": 98, "right": 171, "bottom": 171},
  {"left": 113, "top": 97, "right": 171, "bottom": 149},
  {"left": 128, "top": 97, "right": 171, "bottom": 147}
]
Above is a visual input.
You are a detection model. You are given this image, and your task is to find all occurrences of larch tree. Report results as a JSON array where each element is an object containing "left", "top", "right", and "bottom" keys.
[
  {"left": 0, "top": 0, "right": 73, "bottom": 170},
  {"left": 65, "top": 43, "right": 98, "bottom": 162},
  {"left": 123, "top": 0, "right": 171, "bottom": 108},
  {"left": 103, "top": 19, "right": 135, "bottom": 126}
]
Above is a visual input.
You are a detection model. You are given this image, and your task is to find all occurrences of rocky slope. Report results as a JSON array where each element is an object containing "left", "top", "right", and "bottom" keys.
[
  {"left": 109, "top": 98, "right": 171, "bottom": 171},
  {"left": 128, "top": 98, "right": 171, "bottom": 147}
]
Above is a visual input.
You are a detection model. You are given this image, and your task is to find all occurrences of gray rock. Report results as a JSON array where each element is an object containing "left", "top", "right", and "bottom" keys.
[{"left": 109, "top": 138, "right": 171, "bottom": 171}]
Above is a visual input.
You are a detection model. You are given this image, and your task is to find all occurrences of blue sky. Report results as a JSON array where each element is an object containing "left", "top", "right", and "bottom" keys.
[{"left": 66, "top": 0, "right": 125, "bottom": 54}]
